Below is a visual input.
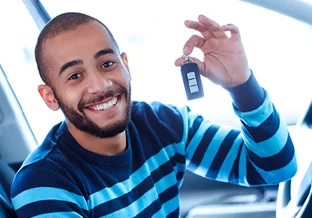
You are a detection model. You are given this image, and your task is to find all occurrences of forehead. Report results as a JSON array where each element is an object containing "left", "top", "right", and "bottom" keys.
[{"left": 42, "top": 21, "right": 118, "bottom": 68}]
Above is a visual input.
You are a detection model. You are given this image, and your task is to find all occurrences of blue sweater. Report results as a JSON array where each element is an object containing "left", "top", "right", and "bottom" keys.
[{"left": 11, "top": 74, "right": 297, "bottom": 217}]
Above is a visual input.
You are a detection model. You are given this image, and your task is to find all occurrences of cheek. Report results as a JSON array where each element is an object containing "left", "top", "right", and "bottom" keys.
[
  {"left": 121, "top": 77, "right": 131, "bottom": 93},
  {"left": 59, "top": 88, "right": 82, "bottom": 109},
  {"left": 111, "top": 68, "right": 130, "bottom": 90},
  {"left": 120, "top": 69, "right": 131, "bottom": 88}
]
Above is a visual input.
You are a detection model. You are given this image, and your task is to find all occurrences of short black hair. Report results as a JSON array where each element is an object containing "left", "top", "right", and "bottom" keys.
[{"left": 35, "top": 12, "right": 119, "bottom": 86}]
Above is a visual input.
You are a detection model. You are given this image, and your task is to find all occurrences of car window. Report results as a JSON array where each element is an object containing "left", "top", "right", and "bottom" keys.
[
  {"left": 0, "top": 0, "right": 64, "bottom": 145},
  {"left": 2, "top": 0, "right": 312, "bottom": 145}
]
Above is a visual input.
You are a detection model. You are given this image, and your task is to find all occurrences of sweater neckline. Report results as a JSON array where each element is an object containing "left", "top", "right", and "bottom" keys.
[{"left": 56, "top": 122, "right": 132, "bottom": 168}]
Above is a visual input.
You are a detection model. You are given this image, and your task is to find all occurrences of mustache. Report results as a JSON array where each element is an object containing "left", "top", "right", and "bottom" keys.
[{"left": 78, "top": 86, "right": 127, "bottom": 112}]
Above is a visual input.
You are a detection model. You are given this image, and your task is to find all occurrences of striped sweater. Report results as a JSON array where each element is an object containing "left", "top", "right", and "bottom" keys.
[{"left": 11, "top": 74, "right": 297, "bottom": 217}]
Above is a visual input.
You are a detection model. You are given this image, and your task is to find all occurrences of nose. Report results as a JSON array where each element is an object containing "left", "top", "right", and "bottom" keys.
[{"left": 86, "top": 72, "right": 112, "bottom": 94}]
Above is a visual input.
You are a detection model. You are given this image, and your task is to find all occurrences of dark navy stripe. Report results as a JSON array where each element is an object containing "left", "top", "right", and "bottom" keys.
[
  {"left": 246, "top": 158, "right": 266, "bottom": 185},
  {"left": 171, "top": 153, "right": 185, "bottom": 167},
  {"left": 185, "top": 116, "right": 204, "bottom": 150},
  {"left": 134, "top": 199, "right": 161, "bottom": 218},
  {"left": 128, "top": 123, "right": 184, "bottom": 176},
  {"left": 167, "top": 208, "right": 180, "bottom": 217},
  {"left": 15, "top": 200, "right": 88, "bottom": 217},
  {"left": 247, "top": 134, "right": 294, "bottom": 171},
  {"left": 158, "top": 184, "right": 178, "bottom": 205},
  {"left": 228, "top": 142, "right": 243, "bottom": 184},
  {"left": 132, "top": 142, "right": 184, "bottom": 181},
  {"left": 169, "top": 153, "right": 185, "bottom": 181},
  {"left": 92, "top": 154, "right": 183, "bottom": 215},
  {"left": 206, "top": 130, "right": 240, "bottom": 179},
  {"left": 131, "top": 102, "right": 184, "bottom": 147},
  {"left": 11, "top": 162, "right": 83, "bottom": 198},
  {"left": 135, "top": 184, "right": 178, "bottom": 218},
  {"left": 127, "top": 105, "right": 185, "bottom": 170},
  {"left": 94, "top": 174, "right": 153, "bottom": 216},
  {"left": 150, "top": 155, "right": 183, "bottom": 183},
  {"left": 188, "top": 125, "right": 219, "bottom": 171},
  {"left": 241, "top": 107, "right": 279, "bottom": 142},
  {"left": 176, "top": 171, "right": 184, "bottom": 181}
]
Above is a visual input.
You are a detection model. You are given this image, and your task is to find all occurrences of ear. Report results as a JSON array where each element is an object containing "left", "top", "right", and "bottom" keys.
[
  {"left": 38, "top": 85, "right": 60, "bottom": 111},
  {"left": 121, "top": 52, "right": 130, "bottom": 76}
]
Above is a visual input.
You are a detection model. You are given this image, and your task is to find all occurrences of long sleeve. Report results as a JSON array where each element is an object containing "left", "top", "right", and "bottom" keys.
[{"left": 179, "top": 73, "right": 297, "bottom": 186}]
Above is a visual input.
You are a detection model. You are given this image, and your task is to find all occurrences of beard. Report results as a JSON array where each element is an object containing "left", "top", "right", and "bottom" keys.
[{"left": 53, "top": 85, "right": 132, "bottom": 138}]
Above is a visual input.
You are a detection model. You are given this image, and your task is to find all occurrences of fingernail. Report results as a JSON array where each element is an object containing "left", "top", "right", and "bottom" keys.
[{"left": 183, "top": 46, "right": 189, "bottom": 54}]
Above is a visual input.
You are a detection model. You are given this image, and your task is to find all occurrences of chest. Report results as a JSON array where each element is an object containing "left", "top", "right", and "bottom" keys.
[{"left": 85, "top": 161, "right": 180, "bottom": 217}]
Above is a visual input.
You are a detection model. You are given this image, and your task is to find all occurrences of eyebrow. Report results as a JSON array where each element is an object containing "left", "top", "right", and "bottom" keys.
[
  {"left": 59, "top": 60, "right": 83, "bottom": 76},
  {"left": 94, "top": 48, "right": 115, "bottom": 59},
  {"left": 59, "top": 48, "right": 115, "bottom": 76}
]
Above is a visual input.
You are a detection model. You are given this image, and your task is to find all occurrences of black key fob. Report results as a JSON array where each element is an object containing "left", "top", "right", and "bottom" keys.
[{"left": 181, "top": 56, "right": 204, "bottom": 100}]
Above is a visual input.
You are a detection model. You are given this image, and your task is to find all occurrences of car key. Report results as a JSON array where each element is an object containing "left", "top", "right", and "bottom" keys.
[{"left": 180, "top": 55, "right": 204, "bottom": 100}]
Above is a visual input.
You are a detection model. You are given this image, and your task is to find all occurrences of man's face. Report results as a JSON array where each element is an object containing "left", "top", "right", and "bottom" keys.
[{"left": 42, "top": 21, "right": 131, "bottom": 138}]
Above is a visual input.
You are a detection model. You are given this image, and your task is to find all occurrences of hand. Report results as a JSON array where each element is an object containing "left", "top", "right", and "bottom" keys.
[{"left": 175, "top": 15, "right": 251, "bottom": 88}]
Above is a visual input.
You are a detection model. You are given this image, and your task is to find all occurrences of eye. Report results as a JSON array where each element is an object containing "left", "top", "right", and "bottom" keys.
[
  {"left": 68, "top": 73, "right": 82, "bottom": 80},
  {"left": 100, "top": 61, "right": 115, "bottom": 69}
]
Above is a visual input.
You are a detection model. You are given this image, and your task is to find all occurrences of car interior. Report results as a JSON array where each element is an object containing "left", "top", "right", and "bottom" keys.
[{"left": 0, "top": 0, "right": 311, "bottom": 218}]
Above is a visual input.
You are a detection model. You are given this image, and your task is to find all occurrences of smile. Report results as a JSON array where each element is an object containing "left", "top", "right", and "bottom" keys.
[{"left": 89, "top": 97, "right": 118, "bottom": 111}]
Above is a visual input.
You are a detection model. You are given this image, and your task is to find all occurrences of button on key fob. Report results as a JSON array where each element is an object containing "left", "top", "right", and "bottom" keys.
[{"left": 180, "top": 55, "right": 204, "bottom": 100}]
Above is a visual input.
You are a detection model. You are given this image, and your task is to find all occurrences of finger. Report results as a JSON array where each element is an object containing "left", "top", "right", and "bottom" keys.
[
  {"left": 184, "top": 20, "right": 214, "bottom": 39},
  {"left": 198, "top": 15, "right": 227, "bottom": 39},
  {"left": 174, "top": 56, "right": 202, "bottom": 67},
  {"left": 174, "top": 57, "right": 184, "bottom": 67},
  {"left": 174, "top": 56, "right": 203, "bottom": 68},
  {"left": 185, "top": 20, "right": 206, "bottom": 32},
  {"left": 191, "top": 57, "right": 205, "bottom": 75},
  {"left": 221, "top": 24, "right": 240, "bottom": 40},
  {"left": 174, "top": 56, "right": 205, "bottom": 74},
  {"left": 183, "top": 35, "right": 206, "bottom": 55}
]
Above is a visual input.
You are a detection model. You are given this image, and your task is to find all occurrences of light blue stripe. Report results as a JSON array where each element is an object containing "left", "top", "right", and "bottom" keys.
[
  {"left": 152, "top": 195, "right": 180, "bottom": 218},
  {"left": 185, "top": 121, "right": 213, "bottom": 166},
  {"left": 186, "top": 110, "right": 202, "bottom": 129},
  {"left": 12, "top": 187, "right": 88, "bottom": 211},
  {"left": 243, "top": 120, "right": 288, "bottom": 158},
  {"left": 33, "top": 211, "right": 83, "bottom": 218},
  {"left": 234, "top": 93, "right": 273, "bottom": 127},
  {"left": 190, "top": 126, "right": 232, "bottom": 177},
  {"left": 179, "top": 105, "right": 201, "bottom": 145},
  {"left": 216, "top": 136, "right": 243, "bottom": 182},
  {"left": 238, "top": 146, "right": 248, "bottom": 185},
  {"left": 154, "top": 171, "right": 178, "bottom": 195},
  {"left": 100, "top": 171, "right": 178, "bottom": 218},
  {"left": 88, "top": 143, "right": 184, "bottom": 209},
  {"left": 252, "top": 155, "right": 297, "bottom": 185}
]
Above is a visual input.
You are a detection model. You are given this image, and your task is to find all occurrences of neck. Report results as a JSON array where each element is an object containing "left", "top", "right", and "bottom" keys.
[{"left": 66, "top": 121, "right": 127, "bottom": 156}]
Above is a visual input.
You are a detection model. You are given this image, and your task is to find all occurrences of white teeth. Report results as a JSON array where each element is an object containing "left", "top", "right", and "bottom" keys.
[{"left": 92, "top": 97, "right": 117, "bottom": 111}]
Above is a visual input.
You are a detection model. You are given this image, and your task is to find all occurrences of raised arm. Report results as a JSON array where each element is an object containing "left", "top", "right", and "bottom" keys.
[{"left": 174, "top": 15, "right": 297, "bottom": 186}]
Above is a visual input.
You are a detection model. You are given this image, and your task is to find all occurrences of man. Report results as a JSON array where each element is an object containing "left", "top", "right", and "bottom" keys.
[{"left": 11, "top": 12, "right": 297, "bottom": 217}]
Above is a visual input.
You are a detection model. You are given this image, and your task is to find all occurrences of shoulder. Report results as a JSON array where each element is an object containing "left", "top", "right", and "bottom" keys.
[
  {"left": 10, "top": 159, "right": 86, "bottom": 216},
  {"left": 12, "top": 121, "right": 74, "bottom": 197},
  {"left": 18, "top": 122, "right": 65, "bottom": 171},
  {"left": 11, "top": 157, "right": 77, "bottom": 203}
]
